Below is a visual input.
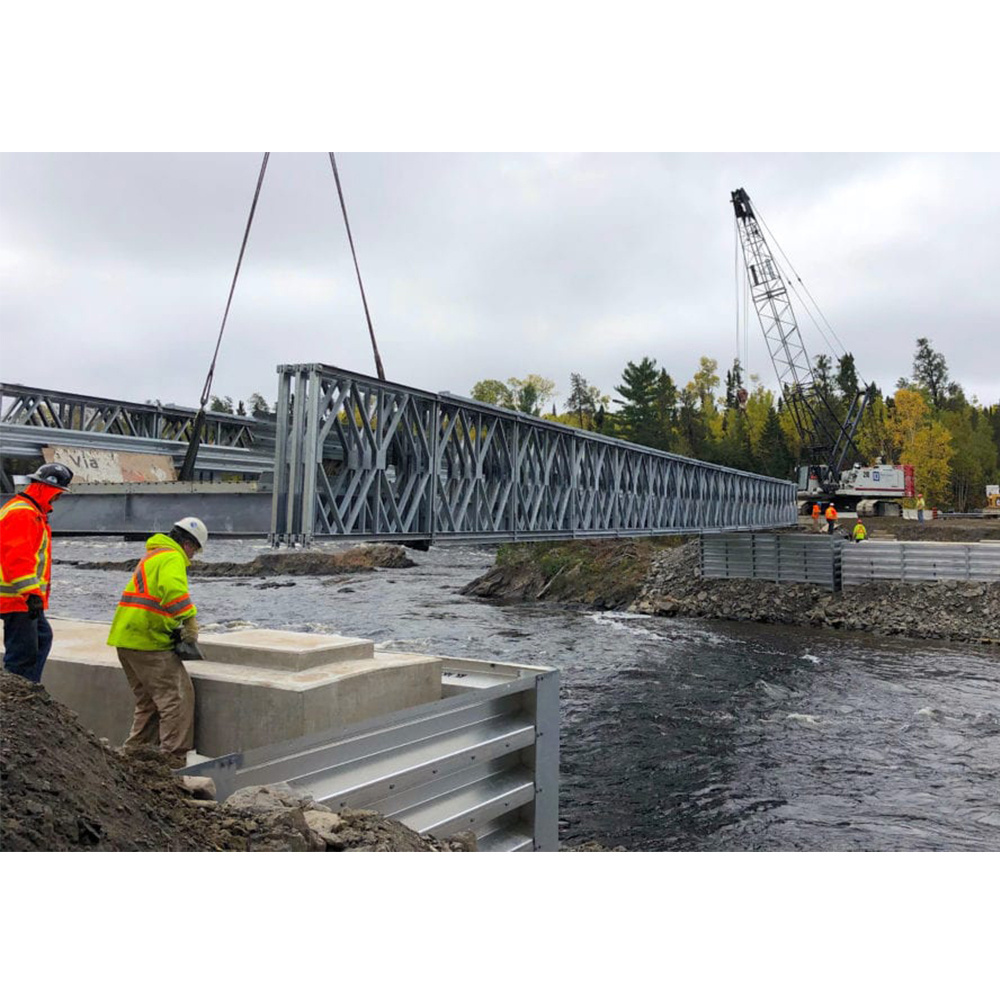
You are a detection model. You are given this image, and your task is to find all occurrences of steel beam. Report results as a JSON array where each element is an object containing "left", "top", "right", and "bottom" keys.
[{"left": 270, "top": 364, "right": 798, "bottom": 545}]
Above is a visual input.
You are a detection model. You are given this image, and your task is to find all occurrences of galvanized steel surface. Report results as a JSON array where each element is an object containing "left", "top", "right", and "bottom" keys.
[
  {"left": 842, "top": 540, "right": 1000, "bottom": 584},
  {"left": 183, "top": 659, "right": 560, "bottom": 852},
  {"left": 702, "top": 533, "right": 1000, "bottom": 589},
  {"left": 701, "top": 533, "right": 843, "bottom": 590},
  {"left": 0, "top": 383, "right": 272, "bottom": 485},
  {"left": 270, "top": 364, "right": 798, "bottom": 545}
]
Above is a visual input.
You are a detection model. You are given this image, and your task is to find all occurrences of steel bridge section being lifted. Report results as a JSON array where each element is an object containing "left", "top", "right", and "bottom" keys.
[
  {"left": 0, "top": 382, "right": 273, "bottom": 489},
  {"left": 270, "top": 364, "right": 798, "bottom": 546}
]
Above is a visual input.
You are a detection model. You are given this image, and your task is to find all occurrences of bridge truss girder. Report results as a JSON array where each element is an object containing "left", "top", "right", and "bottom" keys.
[{"left": 270, "top": 365, "right": 798, "bottom": 546}]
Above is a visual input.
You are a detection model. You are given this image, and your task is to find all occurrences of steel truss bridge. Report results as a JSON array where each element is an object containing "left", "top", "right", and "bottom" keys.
[
  {"left": 0, "top": 383, "right": 272, "bottom": 491},
  {"left": 270, "top": 365, "right": 797, "bottom": 545}
]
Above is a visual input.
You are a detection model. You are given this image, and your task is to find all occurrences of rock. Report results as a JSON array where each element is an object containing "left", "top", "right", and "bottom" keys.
[
  {"left": 446, "top": 831, "right": 478, "bottom": 852},
  {"left": 224, "top": 782, "right": 324, "bottom": 813},
  {"left": 303, "top": 809, "right": 345, "bottom": 846},
  {"left": 181, "top": 776, "right": 217, "bottom": 801}
]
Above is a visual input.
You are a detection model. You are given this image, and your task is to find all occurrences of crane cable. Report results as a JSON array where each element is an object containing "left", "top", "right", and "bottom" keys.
[
  {"left": 180, "top": 152, "right": 270, "bottom": 479},
  {"left": 328, "top": 152, "right": 385, "bottom": 382},
  {"left": 749, "top": 197, "right": 863, "bottom": 381}
]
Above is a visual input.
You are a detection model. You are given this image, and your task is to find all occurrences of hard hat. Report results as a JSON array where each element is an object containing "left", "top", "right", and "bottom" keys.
[
  {"left": 173, "top": 516, "right": 208, "bottom": 549},
  {"left": 27, "top": 462, "right": 74, "bottom": 492}
]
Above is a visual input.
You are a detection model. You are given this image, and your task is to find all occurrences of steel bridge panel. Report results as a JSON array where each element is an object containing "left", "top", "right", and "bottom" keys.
[{"left": 269, "top": 365, "right": 797, "bottom": 545}]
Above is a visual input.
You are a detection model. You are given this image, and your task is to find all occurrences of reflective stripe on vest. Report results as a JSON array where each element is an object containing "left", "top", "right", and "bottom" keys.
[
  {"left": 0, "top": 499, "right": 50, "bottom": 597},
  {"left": 116, "top": 549, "right": 191, "bottom": 618}
]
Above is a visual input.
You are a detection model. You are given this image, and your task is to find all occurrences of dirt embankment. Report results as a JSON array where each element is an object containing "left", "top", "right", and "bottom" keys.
[
  {"left": 461, "top": 537, "right": 685, "bottom": 610},
  {"left": 55, "top": 543, "right": 417, "bottom": 578},
  {"left": 462, "top": 529, "right": 1000, "bottom": 645},
  {"left": 0, "top": 673, "right": 474, "bottom": 852}
]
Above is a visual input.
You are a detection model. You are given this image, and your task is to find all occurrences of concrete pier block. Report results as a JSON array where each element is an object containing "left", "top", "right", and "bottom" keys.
[
  {"left": 197, "top": 629, "right": 375, "bottom": 671},
  {"left": 41, "top": 619, "right": 442, "bottom": 758}
]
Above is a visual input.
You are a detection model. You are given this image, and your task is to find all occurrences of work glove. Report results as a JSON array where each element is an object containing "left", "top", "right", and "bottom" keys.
[
  {"left": 26, "top": 594, "right": 44, "bottom": 619},
  {"left": 179, "top": 616, "right": 199, "bottom": 643}
]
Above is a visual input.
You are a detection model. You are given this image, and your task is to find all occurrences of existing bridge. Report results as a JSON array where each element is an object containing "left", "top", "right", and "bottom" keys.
[{"left": 1, "top": 368, "right": 798, "bottom": 543}]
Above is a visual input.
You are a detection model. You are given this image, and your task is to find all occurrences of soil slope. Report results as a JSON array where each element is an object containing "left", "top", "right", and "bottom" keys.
[{"left": 0, "top": 673, "right": 473, "bottom": 852}]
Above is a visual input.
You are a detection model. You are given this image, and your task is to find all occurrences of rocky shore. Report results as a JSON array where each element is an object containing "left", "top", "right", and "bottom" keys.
[{"left": 463, "top": 530, "right": 1000, "bottom": 645}]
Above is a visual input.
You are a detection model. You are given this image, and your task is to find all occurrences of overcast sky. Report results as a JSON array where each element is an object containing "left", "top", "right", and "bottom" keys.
[{"left": 1, "top": 152, "right": 997, "bottom": 414}]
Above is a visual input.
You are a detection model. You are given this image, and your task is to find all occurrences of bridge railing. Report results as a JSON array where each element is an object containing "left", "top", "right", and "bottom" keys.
[{"left": 270, "top": 364, "right": 798, "bottom": 544}]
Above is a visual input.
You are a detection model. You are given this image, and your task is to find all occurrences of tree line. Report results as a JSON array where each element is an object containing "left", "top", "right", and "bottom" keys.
[{"left": 470, "top": 338, "right": 1000, "bottom": 511}]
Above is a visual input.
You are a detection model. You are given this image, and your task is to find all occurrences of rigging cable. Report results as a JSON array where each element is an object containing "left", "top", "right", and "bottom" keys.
[
  {"left": 180, "top": 151, "right": 270, "bottom": 480},
  {"left": 328, "top": 152, "right": 385, "bottom": 381},
  {"left": 750, "top": 198, "right": 866, "bottom": 383}
]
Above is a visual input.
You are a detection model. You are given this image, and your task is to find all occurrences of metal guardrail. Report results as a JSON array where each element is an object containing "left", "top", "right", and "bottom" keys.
[
  {"left": 181, "top": 657, "right": 560, "bottom": 852},
  {"left": 842, "top": 541, "right": 1000, "bottom": 584},
  {"left": 701, "top": 533, "right": 842, "bottom": 590},
  {"left": 701, "top": 534, "right": 1000, "bottom": 589},
  {"left": 270, "top": 364, "right": 799, "bottom": 544}
]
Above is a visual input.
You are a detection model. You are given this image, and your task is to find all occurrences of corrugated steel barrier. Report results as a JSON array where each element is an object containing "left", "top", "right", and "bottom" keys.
[
  {"left": 842, "top": 540, "right": 1000, "bottom": 585},
  {"left": 701, "top": 534, "right": 1000, "bottom": 590},
  {"left": 181, "top": 657, "right": 560, "bottom": 852},
  {"left": 700, "top": 533, "right": 843, "bottom": 590}
]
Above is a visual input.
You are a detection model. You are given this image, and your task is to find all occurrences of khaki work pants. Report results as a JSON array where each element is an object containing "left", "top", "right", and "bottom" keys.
[{"left": 117, "top": 648, "right": 195, "bottom": 760}]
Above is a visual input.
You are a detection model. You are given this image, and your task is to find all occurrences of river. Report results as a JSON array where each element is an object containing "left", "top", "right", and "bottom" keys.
[{"left": 51, "top": 537, "right": 1000, "bottom": 851}]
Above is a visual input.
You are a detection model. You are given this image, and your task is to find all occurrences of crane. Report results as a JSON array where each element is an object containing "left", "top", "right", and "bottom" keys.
[{"left": 730, "top": 187, "right": 913, "bottom": 516}]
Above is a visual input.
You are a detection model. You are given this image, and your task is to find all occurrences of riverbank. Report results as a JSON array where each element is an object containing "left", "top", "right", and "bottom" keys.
[{"left": 461, "top": 531, "right": 1000, "bottom": 645}]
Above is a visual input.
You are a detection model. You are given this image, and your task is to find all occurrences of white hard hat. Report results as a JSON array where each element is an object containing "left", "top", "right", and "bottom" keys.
[{"left": 173, "top": 516, "right": 208, "bottom": 549}]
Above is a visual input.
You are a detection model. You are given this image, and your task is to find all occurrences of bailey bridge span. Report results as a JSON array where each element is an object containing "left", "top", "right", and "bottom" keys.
[{"left": 1, "top": 366, "right": 798, "bottom": 544}]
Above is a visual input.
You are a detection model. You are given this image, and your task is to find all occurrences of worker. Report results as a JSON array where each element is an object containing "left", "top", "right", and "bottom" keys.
[
  {"left": 825, "top": 502, "right": 839, "bottom": 534},
  {"left": 916, "top": 493, "right": 926, "bottom": 522},
  {"left": 811, "top": 502, "right": 822, "bottom": 532},
  {"left": 107, "top": 516, "right": 208, "bottom": 769},
  {"left": 1, "top": 463, "right": 74, "bottom": 682},
  {"left": 852, "top": 518, "right": 868, "bottom": 543}
]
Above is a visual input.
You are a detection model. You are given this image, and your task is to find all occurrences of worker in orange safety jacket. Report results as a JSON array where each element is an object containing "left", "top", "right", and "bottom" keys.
[
  {"left": 1, "top": 463, "right": 74, "bottom": 682},
  {"left": 824, "top": 502, "right": 839, "bottom": 534},
  {"left": 811, "top": 502, "right": 822, "bottom": 532}
]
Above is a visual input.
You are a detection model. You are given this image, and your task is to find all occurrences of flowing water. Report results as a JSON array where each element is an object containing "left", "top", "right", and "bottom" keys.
[{"left": 51, "top": 537, "right": 1000, "bottom": 852}]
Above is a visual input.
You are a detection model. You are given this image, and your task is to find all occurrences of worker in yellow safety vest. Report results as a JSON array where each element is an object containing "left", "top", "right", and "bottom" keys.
[
  {"left": 824, "top": 503, "right": 839, "bottom": 534},
  {"left": 107, "top": 516, "right": 208, "bottom": 768},
  {"left": 852, "top": 519, "right": 867, "bottom": 543},
  {"left": 916, "top": 493, "right": 926, "bottom": 522}
]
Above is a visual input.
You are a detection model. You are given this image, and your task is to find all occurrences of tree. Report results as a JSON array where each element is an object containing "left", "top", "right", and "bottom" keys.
[
  {"left": 903, "top": 422, "right": 954, "bottom": 504},
  {"left": 911, "top": 337, "right": 950, "bottom": 409},
  {"left": 247, "top": 393, "right": 270, "bottom": 418},
  {"left": 471, "top": 379, "right": 514, "bottom": 409},
  {"left": 889, "top": 388, "right": 929, "bottom": 456},
  {"left": 836, "top": 353, "right": 860, "bottom": 401},
  {"left": 508, "top": 375, "right": 556, "bottom": 416},
  {"left": 724, "top": 358, "right": 745, "bottom": 409},
  {"left": 653, "top": 369, "right": 679, "bottom": 451},
  {"left": 565, "top": 374, "right": 605, "bottom": 431},
  {"left": 209, "top": 395, "right": 234, "bottom": 414},
  {"left": 614, "top": 357, "right": 661, "bottom": 447},
  {"left": 754, "top": 406, "right": 794, "bottom": 479}
]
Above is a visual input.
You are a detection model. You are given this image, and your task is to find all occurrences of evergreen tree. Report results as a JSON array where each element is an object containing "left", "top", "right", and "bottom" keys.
[{"left": 614, "top": 357, "right": 661, "bottom": 447}]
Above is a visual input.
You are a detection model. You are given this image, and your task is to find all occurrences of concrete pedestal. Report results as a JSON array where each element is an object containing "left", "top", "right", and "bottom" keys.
[{"left": 42, "top": 619, "right": 442, "bottom": 758}]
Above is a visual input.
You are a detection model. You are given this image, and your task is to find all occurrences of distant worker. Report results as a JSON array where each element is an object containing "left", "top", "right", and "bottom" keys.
[
  {"left": 1, "top": 463, "right": 74, "bottom": 682},
  {"left": 811, "top": 502, "right": 822, "bottom": 533},
  {"left": 107, "top": 516, "right": 208, "bottom": 769},
  {"left": 852, "top": 519, "right": 868, "bottom": 543},
  {"left": 916, "top": 493, "right": 926, "bottom": 522},
  {"left": 825, "top": 503, "right": 839, "bottom": 534}
]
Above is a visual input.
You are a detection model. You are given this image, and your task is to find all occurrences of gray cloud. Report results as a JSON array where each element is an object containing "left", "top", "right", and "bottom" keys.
[{"left": 1, "top": 152, "right": 997, "bottom": 412}]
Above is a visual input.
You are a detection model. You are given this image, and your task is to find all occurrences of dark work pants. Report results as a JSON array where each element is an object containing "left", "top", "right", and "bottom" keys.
[{"left": 2, "top": 611, "right": 53, "bottom": 683}]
